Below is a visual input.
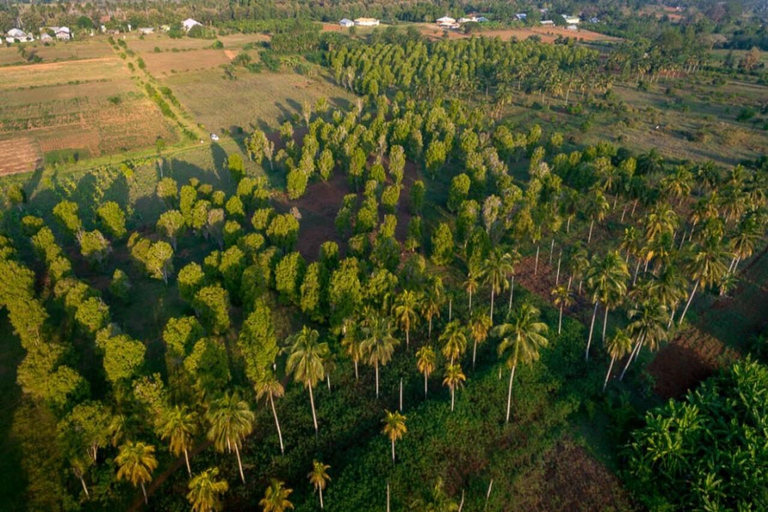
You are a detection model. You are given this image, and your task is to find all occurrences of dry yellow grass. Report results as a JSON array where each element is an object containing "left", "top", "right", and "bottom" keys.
[{"left": 0, "top": 57, "right": 129, "bottom": 90}]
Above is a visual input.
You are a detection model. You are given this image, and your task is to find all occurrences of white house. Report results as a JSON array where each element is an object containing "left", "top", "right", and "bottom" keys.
[
  {"left": 589, "top": 17, "right": 600, "bottom": 24},
  {"left": 476, "top": 16, "right": 489, "bottom": 22},
  {"left": 40, "top": 32, "right": 53, "bottom": 42},
  {"left": 339, "top": 18, "right": 354, "bottom": 28},
  {"left": 138, "top": 27, "right": 154, "bottom": 34},
  {"left": 540, "top": 20, "right": 555, "bottom": 26},
  {"left": 567, "top": 24, "right": 578, "bottom": 30},
  {"left": 55, "top": 27, "right": 71, "bottom": 40},
  {"left": 562, "top": 15, "right": 580, "bottom": 24},
  {"left": 515, "top": 13, "right": 528, "bottom": 21},
  {"left": 436, "top": 16, "right": 456, "bottom": 27},
  {"left": 354, "top": 18, "right": 380, "bottom": 27},
  {"left": 182, "top": 18, "right": 202, "bottom": 32},
  {"left": 458, "top": 15, "right": 478, "bottom": 23},
  {"left": 6, "top": 28, "right": 34, "bottom": 43}
]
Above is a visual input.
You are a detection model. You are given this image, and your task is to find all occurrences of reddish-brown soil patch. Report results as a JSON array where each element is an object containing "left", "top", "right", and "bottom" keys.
[
  {"left": 646, "top": 330, "right": 721, "bottom": 399},
  {"left": 511, "top": 441, "right": 635, "bottom": 511},
  {"left": 275, "top": 172, "right": 349, "bottom": 261},
  {"left": 0, "top": 137, "right": 41, "bottom": 176}
]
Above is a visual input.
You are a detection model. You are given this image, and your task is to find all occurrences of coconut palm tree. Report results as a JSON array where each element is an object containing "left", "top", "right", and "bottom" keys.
[
  {"left": 341, "top": 318, "right": 363, "bottom": 380},
  {"left": 482, "top": 249, "right": 513, "bottom": 323},
  {"left": 410, "top": 477, "right": 460, "bottom": 511},
  {"left": 643, "top": 202, "right": 678, "bottom": 245},
  {"left": 620, "top": 298, "right": 670, "bottom": 380},
  {"left": 678, "top": 238, "right": 730, "bottom": 325},
  {"left": 157, "top": 405, "right": 197, "bottom": 476},
  {"left": 493, "top": 302, "right": 549, "bottom": 423},
  {"left": 728, "top": 215, "right": 761, "bottom": 274},
  {"left": 660, "top": 165, "right": 693, "bottom": 204},
  {"left": 468, "top": 309, "right": 492, "bottom": 370},
  {"left": 416, "top": 345, "right": 436, "bottom": 398},
  {"left": 393, "top": 290, "right": 421, "bottom": 349},
  {"left": 115, "top": 441, "right": 158, "bottom": 505},
  {"left": 439, "top": 320, "right": 467, "bottom": 365},
  {"left": 255, "top": 374, "right": 285, "bottom": 455},
  {"left": 308, "top": 460, "right": 331, "bottom": 509},
  {"left": 382, "top": 410, "right": 407, "bottom": 463},
  {"left": 547, "top": 283, "right": 571, "bottom": 334},
  {"left": 187, "top": 467, "right": 229, "bottom": 512},
  {"left": 421, "top": 279, "right": 444, "bottom": 339},
  {"left": 205, "top": 392, "right": 254, "bottom": 484},
  {"left": 585, "top": 251, "right": 629, "bottom": 361},
  {"left": 603, "top": 329, "right": 633, "bottom": 391},
  {"left": 654, "top": 265, "right": 687, "bottom": 328},
  {"left": 564, "top": 242, "right": 589, "bottom": 294},
  {"left": 286, "top": 326, "right": 328, "bottom": 434},
  {"left": 443, "top": 363, "right": 466, "bottom": 412},
  {"left": 463, "top": 264, "right": 480, "bottom": 313},
  {"left": 585, "top": 190, "right": 610, "bottom": 244},
  {"left": 506, "top": 248, "right": 522, "bottom": 314},
  {"left": 260, "top": 480, "right": 294, "bottom": 512},
  {"left": 361, "top": 316, "right": 400, "bottom": 398}
]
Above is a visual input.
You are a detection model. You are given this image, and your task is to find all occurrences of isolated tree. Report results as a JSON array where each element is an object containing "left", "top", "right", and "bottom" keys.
[
  {"left": 603, "top": 329, "right": 632, "bottom": 391},
  {"left": 206, "top": 392, "right": 254, "bottom": 484},
  {"left": 158, "top": 405, "right": 197, "bottom": 476},
  {"left": 260, "top": 480, "right": 293, "bottom": 512},
  {"left": 96, "top": 202, "right": 127, "bottom": 239},
  {"left": 493, "top": 302, "right": 549, "bottom": 423},
  {"left": 679, "top": 238, "right": 729, "bottom": 325},
  {"left": 440, "top": 320, "right": 467, "bottom": 365},
  {"left": 551, "top": 285, "right": 573, "bottom": 335},
  {"left": 308, "top": 461, "right": 331, "bottom": 509},
  {"left": 116, "top": 441, "right": 158, "bottom": 505},
  {"left": 157, "top": 210, "right": 186, "bottom": 249},
  {"left": 156, "top": 177, "right": 179, "bottom": 208},
  {"left": 187, "top": 467, "right": 229, "bottom": 512},
  {"left": 393, "top": 290, "right": 420, "bottom": 348},
  {"left": 469, "top": 309, "right": 492, "bottom": 369},
  {"left": 255, "top": 374, "right": 285, "bottom": 454},
  {"left": 192, "top": 285, "right": 230, "bottom": 335},
  {"left": 53, "top": 200, "right": 82, "bottom": 235},
  {"left": 286, "top": 326, "right": 328, "bottom": 434},
  {"left": 416, "top": 345, "right": 436, "bottom": 398},
  {"left": 382, "top": 410, "right": 407, "bottom": 463},
  {"left": 361, "top": 316, "right": 400, "bottom": 398},
  {"left": 585, "top": 251, "right": 629, "bottom": 361},
  {"left": 443, "top": 363, "right": 466, "bottom": 412},
  {"left": 146, "top": 241, "right": 174, "bottom": 283},
  {"left": 483, "top": 249, "right": 513, "bottom": 323}
]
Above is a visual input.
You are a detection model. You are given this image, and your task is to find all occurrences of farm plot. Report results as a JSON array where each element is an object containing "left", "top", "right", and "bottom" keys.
[
  {"left": 0, "top": 57, "right": 129, "bottom": 90},
  {"left": 0, "top": 58, "right": 177, "bottom": 175},
  {"left": 142, "top": 48, "right": 234, "bottom": 75},
  {"left": 413, "top": 23, "right": 622, "bottom": 43},
  {"left": 0, "top": 138, "right": 41, "bottom": 176},
  {"left": 0, "top": 39, "right": 112, "bottom": 66},
  {"left": 163, "top": 69, "right": 356, "bottom": 132},
  {"left": 126, "top": 33, "right": 269, "bottom": 55}
]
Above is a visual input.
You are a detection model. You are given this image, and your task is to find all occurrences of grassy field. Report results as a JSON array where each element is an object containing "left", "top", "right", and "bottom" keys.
[{"left": 163, "top": 69, "right": 356, "bottom": 133}]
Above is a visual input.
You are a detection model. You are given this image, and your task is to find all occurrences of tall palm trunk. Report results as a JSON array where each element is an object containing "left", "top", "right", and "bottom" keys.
[
  {"left": 619, "top": 337, "right": 644, "bottom": 381},
  {"left": 451, "top": 387, "right": 455, "bottom": 411},
  {"left": 586, "top": 301, "right": 599, "bottom": 361},
  {"left": 489, "top": 290, "right": 495, "bottom": 323},
  {"left": 184, "top": 448, "right": 191, "bottom": 476},
  {"left": 391, "top": 438, "right": 396, "bottom": 463},
  {"left": 354, "top": 359, "right": 359, "bottom": 380},
  {"left": 270, "top": 393, "right": 285, "bottom": 454},
  {"left": 603, "top": 355, "right": 616, "bottom": 391},
  {"left": 375, "top": 361, "right": 380, "bottom": 398},
  {"left": 621, "top": 204, "right": 627, "bottom": 222},
  {"left": 555, "top": 253, "right": 562, "bottom": 285},
  {"left": 667, "top": 307, "right": 676, "bottom": 329},
  {"left": 633, "top": 259, "right": 641, "bottom": 285},
  {"left": 424, "top": 372, "right": 429, "bottom": 398},
  {"left": 558, "top": 305, "right": 564, "bottom": 334},
  {"left": 602, "top": 307, "right": 610, "bottom": 343},
  {"left": 235, "top": 443, "right": 245, "bottom": 483},
  {"left": 79, "top": 475, "right": 90, "bottom": 499},
  {"left": 308, "top": 383, "right": 318, "bottom": 434},
  {"left": 319, "top": 487, "right": 324, "bottom": 509},
  {"left": 508, "top": 277, "right": 514, "bottom": 314},
  {"left": 505, "top": 363, "right": 517, "bottom": 423},
  {"left": 549, "top": 239, "right": 555, "bottom": 265},
  {"left": 534, "top": 245, "right": 540, "bottom": 274},
  {"left": 405, "top": 327, "right": 410, "bottom": 348},
  {"left": 468, "top": 289, "right": 472, "bottom": 313},
  {"left": 679, "top": 281, "right": 699, "bottom": 326},
  {"left": 141, "top": 482, "right": 148, "bottom": 505},
  {"left": 588, "top": 220, "right": 595, "bottom": 244}
]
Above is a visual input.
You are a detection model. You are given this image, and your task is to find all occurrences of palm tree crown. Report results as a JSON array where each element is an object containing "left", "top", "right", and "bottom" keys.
[
  {"left": 115, "top": 441, "right": 158, "bottom": 504},
  {"left": 260, "top": 479, "right": 294, "bottom": 512},
  {"left": 187, "top": 467, "right": 229, "bottom": 512}
]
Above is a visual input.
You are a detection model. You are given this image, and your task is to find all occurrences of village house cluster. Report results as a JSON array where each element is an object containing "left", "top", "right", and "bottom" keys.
[{"left": 5, "top": 26, "right": 71, "bottom": 43}]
